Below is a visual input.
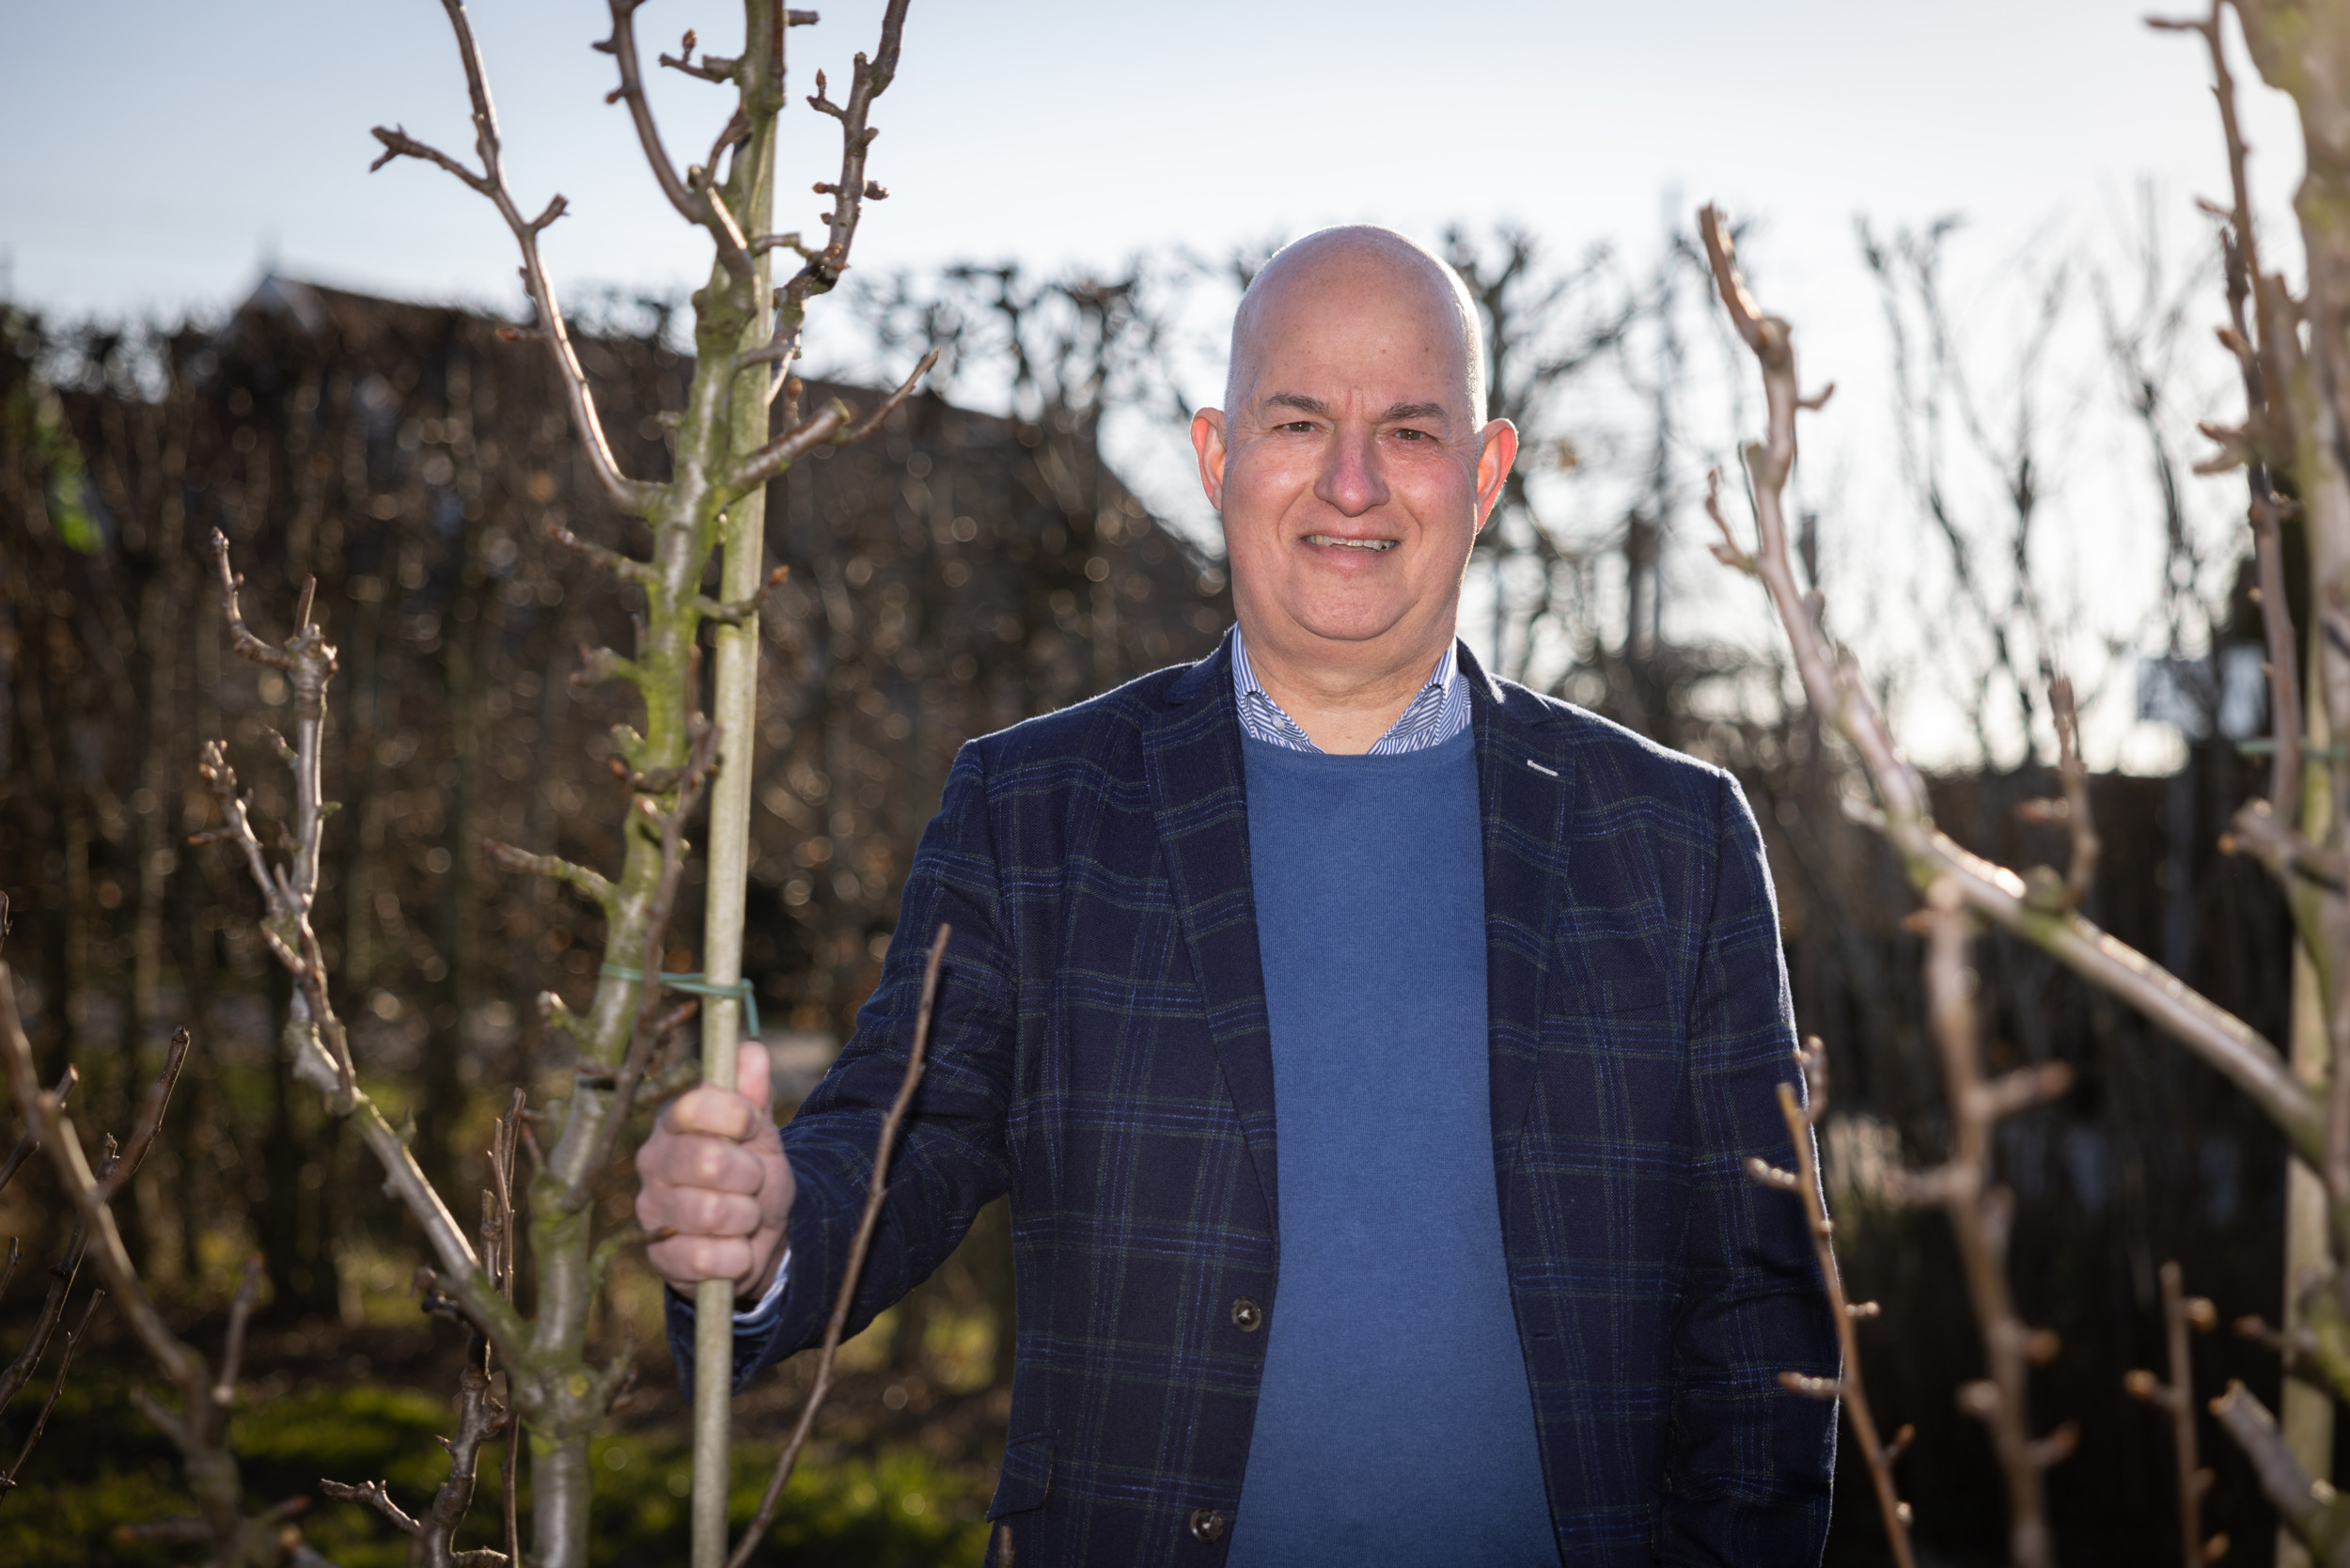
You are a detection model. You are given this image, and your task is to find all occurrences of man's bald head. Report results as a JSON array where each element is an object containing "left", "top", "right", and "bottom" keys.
[{"left": 1224, "top": 227, "right": 1487, "bottom": 425}]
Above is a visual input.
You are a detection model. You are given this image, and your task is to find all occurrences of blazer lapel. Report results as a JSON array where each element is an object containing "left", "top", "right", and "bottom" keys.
[
  {"left": 1465, "top": 642, "right": 1574, "bottom": 1181},
  {"left": 1142, "top": 632, "right": 1280, "bottom": 1229}
]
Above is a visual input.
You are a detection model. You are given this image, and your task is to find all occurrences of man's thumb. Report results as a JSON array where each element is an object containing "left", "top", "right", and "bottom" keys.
[{"left": 735, "top": 1040, "right": 774, "bottom": 1117}]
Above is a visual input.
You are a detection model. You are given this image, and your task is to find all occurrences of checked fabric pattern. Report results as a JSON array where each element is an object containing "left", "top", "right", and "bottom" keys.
[{"left": 671, "top": 633, "right": 1837, "bottom": 1565}]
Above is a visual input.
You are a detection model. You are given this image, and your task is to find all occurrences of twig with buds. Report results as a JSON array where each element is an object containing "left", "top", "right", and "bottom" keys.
[
  {"left": 1892, "top": 882, "right": 2076, "bottom": 1568},
  {"left": 2125, "top": 1262, "right": 2227, "bottom": 1565},
  {"left": 369, "top": 0, "right": 648, "bottom": 515},
  {"left": 1744, "top": 1038, "right": 1916, "bottom": 1566},
  {"left": 199, "top": 533, "right": 518, "bottom": 1358},
  {"left": 725, "top": 925, "right": 948, "bottom": 1568},
  {"left": 2015, "top": 676, "right": 2098, "bottom": 912},
  {"left": 0, "top": 952, "right": 296, "bottom": 1560}
]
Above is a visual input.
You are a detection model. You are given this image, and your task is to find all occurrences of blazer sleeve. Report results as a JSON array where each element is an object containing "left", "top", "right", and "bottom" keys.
[
  {"left": 1660, "top": 771, "right": 1839, "bottom": 1562},
  {"left": 668, "top": 740, "right": 1019, "bottom": 1394}
]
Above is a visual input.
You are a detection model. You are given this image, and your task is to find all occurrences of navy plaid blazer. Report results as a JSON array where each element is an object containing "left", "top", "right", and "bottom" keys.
[{"left": 675, "top": 635, "right": 1838, "bottom": 1564}]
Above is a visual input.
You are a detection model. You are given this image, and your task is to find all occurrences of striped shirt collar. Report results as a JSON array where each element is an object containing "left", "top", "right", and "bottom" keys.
[{"left": 1229, "top": 626, "right": 1471, "bottom": 756}]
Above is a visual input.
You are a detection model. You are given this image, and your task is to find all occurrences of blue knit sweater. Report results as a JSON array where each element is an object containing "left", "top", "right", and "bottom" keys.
[{"left": 1228, "top": 728, "right": 1556, "bottom": 1565}]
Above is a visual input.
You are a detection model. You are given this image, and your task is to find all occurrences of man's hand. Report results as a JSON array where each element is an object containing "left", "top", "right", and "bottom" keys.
[{"left": 634, "top": 1041, "right": 794, "bottom": 1302}]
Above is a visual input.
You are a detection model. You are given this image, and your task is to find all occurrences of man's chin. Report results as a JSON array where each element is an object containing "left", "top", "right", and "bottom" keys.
[{"left": 1265, "top": 602, "right": 1423, "bottom": 650}]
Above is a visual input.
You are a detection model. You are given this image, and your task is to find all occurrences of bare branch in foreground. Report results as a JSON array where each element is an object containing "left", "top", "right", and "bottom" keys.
[
  {"left": 2208, "top": 1380, "right": 2350, "bottom": 1553},
  {"left": 726, "top": 924, "right": 950, "bottom": 1568},
  {"left": 1744, "top": 1039, "right": 1916, "bottom": 1566},
  {"left": 2014, "top": 676, "right": 2098, "bottom": 912},
  {"left": 1694, "top": 200, "right": 2324, "bottom": 1165},
  {"left": 2124, "top": 1262, "right": 2226, "bottom": 1565},
  {"left": 1906, "top": 881, "right": 2071, "bottom": 1568}
]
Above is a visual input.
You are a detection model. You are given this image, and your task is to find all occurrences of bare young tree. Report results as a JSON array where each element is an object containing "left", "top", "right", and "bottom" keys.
[{"left": 164, "top": 4, "right": 944, "bottom": 1564}]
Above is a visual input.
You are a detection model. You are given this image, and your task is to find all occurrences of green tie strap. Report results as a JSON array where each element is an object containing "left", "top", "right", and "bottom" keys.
[{"left": 598, "top": 964, "right": 760, "bottom": 1042}]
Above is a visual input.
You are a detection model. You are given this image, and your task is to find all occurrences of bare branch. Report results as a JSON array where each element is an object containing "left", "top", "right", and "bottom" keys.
[
  {"left": 727, "top": 923, "right": 950, "bottom": 1568},
  {"left": 546, "top": 522, "right": 658, "bottom": 584},
  {"left": 1, "top": 964, "right": 206, "bottom": 1398},
  {"left": 212, "top": 1255, "right": 264, "bottom": 1408},
  {"left": 482, "top": 839, "right": 617, "bottom": 911},
  {"left": 1745, "top": 1041, "right": 1917, "bottom": 1566},
  {"left": 727, "top": 348, "right": 938, "bottom": 496},
  {"left": 661, "top": 32, "right": 737, "bottom": 85},
  {"left": 417, "top": 1356, "right": 511, "bottom": 1565},
  {"left": 95, "top": 1027, "right": 191, "bottom": 1204},
  {"left": 596, "top": 0, "right": 752, "bottom": 275},
  {"left": 727, "top": 401, "right": 847, "bottom": 494},
  {"left": 2208, "top": 1380, "right": 2350, "bottom": 1549},
  {"left": 1919, "top": 880, "right": 2064, "bottom": 1567},
  {"left": 788, "top": 0, "right": 911, "bottom": 293},
  {"left": 2125, "top": 1261, "right": 2224, "bottom": 1565},
  {"left": 0, "top": 1287, "right": 104, "bottom": 1498},
  {"left": 320, "top": 1478, "right": 422, "bottom": 1537},
  {"left": 695, "top": 565, "right": 791, "bottom": 628},
  {"left": 2225, "top": 799, "right": 2350, "bottom": 894},
  {"left": 201, "top": 541, "right": 518, "bottom": 1354},
  {"left": 1695, "top": 202, "right": 2326, "bottom": 1166},
  {"left": 373, "top": 0, "right": 651, "bottom": 515},
  {"left": 0, "top": 1066, "right": 71, "bottom": 1198},
  {"left": 208, "top": 534, "right": 296, "bottom": 672},
  {"left": 2014, "top": 676, "right": 2098, "bottom": 911},
  {"left": 838, "top": 348, "right": 941, "bottom": 446}
]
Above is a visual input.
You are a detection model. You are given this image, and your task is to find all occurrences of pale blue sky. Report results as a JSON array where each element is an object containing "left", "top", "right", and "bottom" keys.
[
  {"left": 0, "top": 1, "right": 2311, "bottom": 770},
  {"left": 0, "top": 1, "right": 2295, "bottom": 319}
]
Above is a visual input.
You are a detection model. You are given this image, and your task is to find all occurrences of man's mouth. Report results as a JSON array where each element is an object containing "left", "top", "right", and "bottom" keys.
[{"left": 1304, "top": 534, "right": 1396, "bottom": 553}]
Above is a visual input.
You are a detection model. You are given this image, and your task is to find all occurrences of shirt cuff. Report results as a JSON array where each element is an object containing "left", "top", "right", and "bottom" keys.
[{"left": 731, "top": 1247, "right": 791, "bottom": 1329}]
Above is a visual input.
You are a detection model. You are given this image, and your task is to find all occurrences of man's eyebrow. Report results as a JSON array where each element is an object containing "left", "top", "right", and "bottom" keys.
[{"left": 1261, "top": 393, "right": 1452, "bottom": 425}]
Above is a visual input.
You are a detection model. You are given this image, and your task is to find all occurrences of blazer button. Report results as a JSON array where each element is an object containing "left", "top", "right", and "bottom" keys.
[
  {"left": 1230, "top": 1296, "right": 1263, "bottom": 1333},
  {"left": 1189, "top": 1507, "right": 1230, "bottom": 1543}
]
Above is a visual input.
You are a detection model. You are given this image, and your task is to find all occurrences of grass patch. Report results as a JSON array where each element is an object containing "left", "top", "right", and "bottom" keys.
[{"left": 2, "top": 1373, "right": 991, "bottom": 1565}]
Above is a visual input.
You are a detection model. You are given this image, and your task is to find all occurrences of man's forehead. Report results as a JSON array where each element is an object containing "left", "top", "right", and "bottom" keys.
[{"left": 1222, "top": 225, "right": 1486, "bottom": 422}]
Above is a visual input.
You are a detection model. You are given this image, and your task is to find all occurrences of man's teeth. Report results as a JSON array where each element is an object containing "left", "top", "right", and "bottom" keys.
[{"left": 1306, "top": 535, "right": 1396, "bottom": 552}]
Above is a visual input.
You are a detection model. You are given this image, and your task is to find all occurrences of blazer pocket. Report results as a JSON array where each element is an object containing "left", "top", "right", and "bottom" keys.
[
  {"left": 1601, "top": 971, "right": 1670, "bottom": 1015},
  {"left": 987, "top": 1432, "right": 1054, "bottom": 1519}
]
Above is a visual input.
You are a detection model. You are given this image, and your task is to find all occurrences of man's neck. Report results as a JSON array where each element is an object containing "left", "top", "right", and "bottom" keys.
[{"left": 1236, "top": 621, "right": 1455, "bottom": 755}]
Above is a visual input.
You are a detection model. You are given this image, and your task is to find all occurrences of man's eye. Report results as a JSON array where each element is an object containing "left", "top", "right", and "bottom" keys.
[
  {"left": 1280, "top": 421, "right": 1316, "bottom": 433},
  {"left": 1393, "top": 428, "right": 1430, "bottom": 442}
]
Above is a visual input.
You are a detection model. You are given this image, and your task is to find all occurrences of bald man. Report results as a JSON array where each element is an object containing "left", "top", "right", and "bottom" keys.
[{"left": 638, "top": 227, "right": 1838, "bottom": 1565}]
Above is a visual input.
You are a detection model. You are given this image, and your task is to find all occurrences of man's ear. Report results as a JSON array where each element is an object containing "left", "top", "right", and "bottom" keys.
[
  {"left": 1473, "top": 417, "right": 1520, "bottom": 531},
  {"left": 1192, "top": 408, "right": 1230, "bottom": 511}
]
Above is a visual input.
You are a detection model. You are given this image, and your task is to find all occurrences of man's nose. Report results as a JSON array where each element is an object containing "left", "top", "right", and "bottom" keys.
[{"left": 1312, "top": 425, "right": 1388, "bottom": 517}]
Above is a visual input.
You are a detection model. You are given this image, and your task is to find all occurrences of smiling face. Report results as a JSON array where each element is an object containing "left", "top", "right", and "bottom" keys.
[{"left": 1193, "top": 228, "right": 1516, "bottom": 705}]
